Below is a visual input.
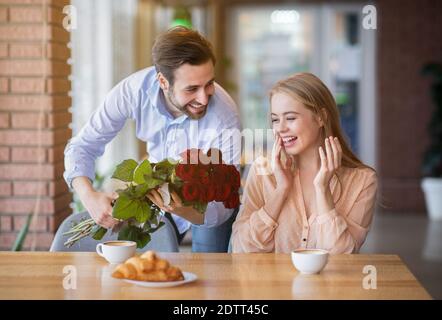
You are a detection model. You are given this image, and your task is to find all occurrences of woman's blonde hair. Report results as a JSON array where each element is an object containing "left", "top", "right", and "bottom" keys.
[{"left": 269, "top": 73, "right": 376, "bottom": 199}]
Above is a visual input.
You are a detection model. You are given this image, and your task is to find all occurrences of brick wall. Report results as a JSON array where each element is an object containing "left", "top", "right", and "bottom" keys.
[
  {"left": 376, "top": 0, "right": 442, "bottom": 213},
  {"left": 0, "top": 0, "right": 72, "bottom": 250}
]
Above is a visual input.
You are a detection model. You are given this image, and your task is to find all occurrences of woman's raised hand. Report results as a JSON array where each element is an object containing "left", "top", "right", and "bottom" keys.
[
  {"left": 272, "top": 132, "right": 294, "bottom": 192},
  {"left": 313, "top": 136, "right": 342, "bottom": 191}
]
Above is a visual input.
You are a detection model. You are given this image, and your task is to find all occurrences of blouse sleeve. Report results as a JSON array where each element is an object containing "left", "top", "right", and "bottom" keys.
[
  {"left": 314, "top": 169, "right": 378, "bottom": 254},
  {"left": 231, "top": 161, "right": 279, "bottom": 252}
]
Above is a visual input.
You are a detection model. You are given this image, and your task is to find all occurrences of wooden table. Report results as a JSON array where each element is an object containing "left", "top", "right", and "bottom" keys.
[{"left": 0, "top": 252, "right": 431, "bottom": 300}]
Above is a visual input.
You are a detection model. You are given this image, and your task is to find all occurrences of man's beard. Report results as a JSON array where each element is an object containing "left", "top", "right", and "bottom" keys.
[{"left": 167, "top": 88, "right": 209, "bottom": 120}]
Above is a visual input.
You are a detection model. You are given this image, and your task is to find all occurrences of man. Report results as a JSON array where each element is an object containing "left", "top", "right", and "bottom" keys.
[{"left": 64, "top": 27, "right": 241, "bottom": 246}]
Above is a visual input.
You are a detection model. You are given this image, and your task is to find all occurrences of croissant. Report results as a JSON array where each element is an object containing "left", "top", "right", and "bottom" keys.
[{"left": 112, "top": 250, "right": 184, "bottom": 282}]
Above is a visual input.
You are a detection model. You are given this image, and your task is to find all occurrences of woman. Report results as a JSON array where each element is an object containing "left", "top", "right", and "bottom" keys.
[{"left": 231, "top": 73, "right": 377, "bottom": 254}]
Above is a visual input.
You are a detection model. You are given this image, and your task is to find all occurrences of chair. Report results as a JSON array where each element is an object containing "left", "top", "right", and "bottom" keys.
[
  {"left": 191, "top": 207, "right": 239, "bottom": 252},
  {"left": 49, "top": 211, "right": 179, "bottom": 252}
]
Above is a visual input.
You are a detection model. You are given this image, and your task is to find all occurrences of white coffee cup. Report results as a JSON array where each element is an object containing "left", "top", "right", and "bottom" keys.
[
  {"left": 96, "top": 240, "right": 136, "bottom": 264},
  {"left": 291, "top": 249, "right": 329, "bottom": 274}
]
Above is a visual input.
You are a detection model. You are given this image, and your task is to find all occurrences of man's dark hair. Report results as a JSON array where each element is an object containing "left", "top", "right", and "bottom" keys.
[{"left": 152, "top": 26, "right": 216, "bottom": 85}]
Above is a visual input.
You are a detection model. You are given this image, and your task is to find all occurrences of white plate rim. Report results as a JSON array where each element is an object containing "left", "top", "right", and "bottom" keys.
[{"left": 122, "top": 271, "right": 197, "bottom": 288}]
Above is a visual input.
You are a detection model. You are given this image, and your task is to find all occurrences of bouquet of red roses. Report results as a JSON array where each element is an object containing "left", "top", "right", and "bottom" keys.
[
  {"left": 63, "top": 148, "right": 241, "bottom": 248},
  {"left": 175, "top": 148, "right": 241, "bottom": 211}
]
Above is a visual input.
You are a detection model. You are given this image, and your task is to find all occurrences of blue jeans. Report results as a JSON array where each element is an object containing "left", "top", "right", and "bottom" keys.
[{"left": 191, "top": 208, "right": 239, "bottom": 253}]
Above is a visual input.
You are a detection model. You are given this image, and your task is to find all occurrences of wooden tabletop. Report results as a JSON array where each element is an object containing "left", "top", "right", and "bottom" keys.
[{"left": 0, "top": 252, "right": 431, "bottom": 300}]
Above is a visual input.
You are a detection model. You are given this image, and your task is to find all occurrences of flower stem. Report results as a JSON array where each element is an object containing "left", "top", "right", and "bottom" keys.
[{"left": 63, "top": 219, "right": 96, "bottom": 247}]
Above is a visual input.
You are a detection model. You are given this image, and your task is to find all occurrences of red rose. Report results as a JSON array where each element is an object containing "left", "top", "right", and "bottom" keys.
[
  {"left": 224, "top": 193, "right": 240, "bottom": 209},
  {"left": 207, "top": 167, "right": 219, "bottom": 184},
  {"left": 175, "top": 163, "right": 186, "bottom": 179},
  {"left": 212, "top": 164, "right": 230, "bottom": 184},
  {"left": 215, "top": 184, "right": 231, "bottom": 201},
  {"left": 182, "top": 182, "right": 200, "bottom": 201},
  {"left": 201, "top": 184, "right": 216, "bottom": 202},
  {"left": 175, "top": 164, "right": 198, "bottom": 181},
  {"left": 228, "top": 165, "right": 241, "bottom": 189},
  {"left": 197, "top": 165, "right": 211, "bottom": 185}
]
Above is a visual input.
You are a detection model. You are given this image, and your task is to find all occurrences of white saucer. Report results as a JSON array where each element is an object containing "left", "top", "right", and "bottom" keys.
[{"left": 122, "top": 271, "right": 197, "bottom": 288}]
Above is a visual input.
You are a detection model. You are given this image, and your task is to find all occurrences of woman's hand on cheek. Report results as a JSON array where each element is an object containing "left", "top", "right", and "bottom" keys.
[
  {"left": 273, "top": 133, "right": 294, "bottom": 192},
  {"left": 313, "top": 136, "right": 342, "bottom": 192}
]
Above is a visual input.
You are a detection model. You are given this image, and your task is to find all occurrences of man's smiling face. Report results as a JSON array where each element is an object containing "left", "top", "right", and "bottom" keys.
[{"left": 160, "top": 60, "right": 215, "bottom": 120}]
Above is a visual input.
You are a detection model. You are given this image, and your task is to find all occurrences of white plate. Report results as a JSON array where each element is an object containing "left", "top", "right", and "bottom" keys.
[{"left": 123, "top": 271, "right": 197, "bottom": 288}]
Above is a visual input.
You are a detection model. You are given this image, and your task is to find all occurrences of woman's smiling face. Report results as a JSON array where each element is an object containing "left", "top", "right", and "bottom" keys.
[{"left": 270, "top": 92, "right": 323, "bottom": 155}]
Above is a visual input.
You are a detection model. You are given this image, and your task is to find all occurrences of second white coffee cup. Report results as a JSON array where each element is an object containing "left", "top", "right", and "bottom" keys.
[
  {"left": 291, "top": 248, "right": 329, "bottom": 274},
  {"left": 96, "top": 240, "right": 136, "bottom": 264}
]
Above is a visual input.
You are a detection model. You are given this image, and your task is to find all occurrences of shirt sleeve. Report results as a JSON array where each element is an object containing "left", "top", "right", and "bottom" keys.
[
  {"left": 314, "top": 170, "right": 378, "bottom": 254},
  {"left": 63, "top": 78, "right": 136, "bottom": 188},
  {"left": 231, "top": 160, "right": 278, "bottom": 253}
]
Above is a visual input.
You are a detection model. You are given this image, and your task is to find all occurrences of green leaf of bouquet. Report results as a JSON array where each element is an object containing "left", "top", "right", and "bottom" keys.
[
  {"left": 133, "top": 159, "right": 152, "bottom": 184},
  {"left": 145, "top": 176, "right": 163, "bottom": 189},
  {"left": 134, "top": 183, "right": 150, "bottom": 197},
  {"left": 152, "top": 171, "right": 168, "bottom": 181},
  {"left": 118, "top": 225, "right": 151, "bottom": 249},
  {"left": 91, "top": 226, "right": 107, "bottom": 240},
  {"left": 135, "top": 200, "right": 151, "bottom": 223},
  {"left": 152, "top": 159, "right": 178, "bottom": 181},
  {"left": 120, "top": 184, "right": 140, "bottom": 200},
  {"left": 154, "top": 158, "right": 178, "bottom": 172},
  {"left": 137, "top": 232, "right": 151, "bottom": 249},
  {"left": 111, "top": 159, "right": 138, "bottom": 182},
  {"left": 133, "top": 178, "right": 163, "bottom": 198},
  {"left": 112, "top": 194, "right": 139, "bottom": 220},
  {"left": 118, "top": 225, "right": 137, "bottom": 242}
]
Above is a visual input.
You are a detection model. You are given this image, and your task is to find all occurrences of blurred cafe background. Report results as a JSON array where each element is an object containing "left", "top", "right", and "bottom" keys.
[{"left": 0, "top": 0, "right": 441, "bottom": 298}]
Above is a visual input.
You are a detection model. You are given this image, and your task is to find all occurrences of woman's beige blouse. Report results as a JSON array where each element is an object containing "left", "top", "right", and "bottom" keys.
[{"left": 231, "top": 158, "right": 378, "bottom": 254}]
